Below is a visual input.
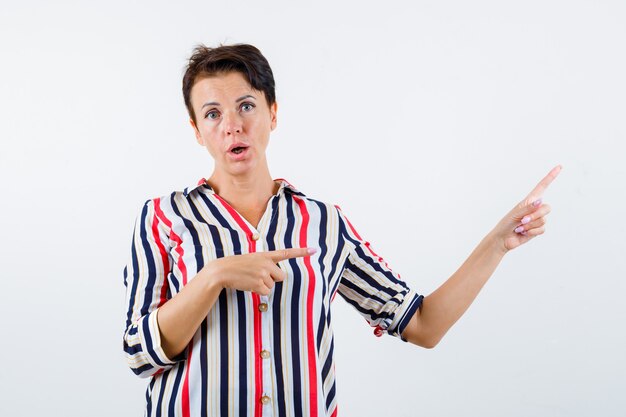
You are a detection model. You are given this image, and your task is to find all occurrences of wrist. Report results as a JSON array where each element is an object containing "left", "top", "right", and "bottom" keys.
[
  {"left": 200, "top": 259, "right": 226, "bottom": 292},
  {"left": 484, "top": 230, "right": 509, "bottom": 258}
]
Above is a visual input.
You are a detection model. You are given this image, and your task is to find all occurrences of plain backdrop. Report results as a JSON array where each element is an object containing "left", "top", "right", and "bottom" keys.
[{"left": 1, "top": 1, "right": 624, "bottom": 416}]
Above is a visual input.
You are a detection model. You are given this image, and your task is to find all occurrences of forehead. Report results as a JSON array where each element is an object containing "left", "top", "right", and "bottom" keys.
[{"left": 190, "top": 71, "right": 256, "bottom": 105}]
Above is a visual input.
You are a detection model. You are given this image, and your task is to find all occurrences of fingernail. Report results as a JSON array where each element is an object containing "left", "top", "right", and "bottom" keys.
[
  {"left": 533, "top": 199, "right": 542, "bottom": 207},
  {"left": 521, "top": 216, "right": 531, "bottom": 224},
  {"left": 515, "top": 226, "right": 525, "bottom": 233},
  {"left": 307, "top": 248, "right": 318, "bottom": 255}
]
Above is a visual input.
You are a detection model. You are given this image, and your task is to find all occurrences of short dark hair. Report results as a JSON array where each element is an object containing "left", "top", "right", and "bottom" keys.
[{"left": 182, "top": 43, "right": 276, "bottom": 124}]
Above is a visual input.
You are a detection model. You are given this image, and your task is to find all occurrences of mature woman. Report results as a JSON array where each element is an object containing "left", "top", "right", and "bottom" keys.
[{"left": 123, "top": 43, "right": 560, "bottom": 417}]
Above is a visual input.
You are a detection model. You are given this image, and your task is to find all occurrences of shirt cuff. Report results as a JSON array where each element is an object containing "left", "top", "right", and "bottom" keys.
[
  {"left": 383, "top": 290, "right": 424, "bottom": 341},
  {"left": 138, "top": 309, "right": 179, "bottom": 368}
]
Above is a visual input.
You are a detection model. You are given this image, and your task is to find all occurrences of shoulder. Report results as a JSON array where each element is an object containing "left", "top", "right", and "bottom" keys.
[
  {"left": 147, "top": 179, "right": 212, "bottom": 208},
  {"left": 284, "top": 191, "right": 351, "bottom": 235},
  {"left": 284, "top": 189, "right": 343, "bottom": 218},
  {"left": 134, "top": 180, "right": 209, "bottom": 224},
  {"left": 138, "top": 191, "right": 186, "bottom": 214}
]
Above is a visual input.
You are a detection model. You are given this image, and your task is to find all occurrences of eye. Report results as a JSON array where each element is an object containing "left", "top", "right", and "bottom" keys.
[
  {"left": 240, "top": 102, "right": 255, "bottom": 112},
  {"left": 205, "top": 110, "right": 220, "bottom": 120}
]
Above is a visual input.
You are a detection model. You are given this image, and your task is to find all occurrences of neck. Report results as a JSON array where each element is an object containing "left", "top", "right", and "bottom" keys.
[{"left": 207, "top": 164, "right": 277, "bottom": 210}]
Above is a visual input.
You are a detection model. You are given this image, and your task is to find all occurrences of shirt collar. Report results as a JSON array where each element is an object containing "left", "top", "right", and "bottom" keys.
[{"left": 182, "top": 177, "right": 303, "bottom": 197}]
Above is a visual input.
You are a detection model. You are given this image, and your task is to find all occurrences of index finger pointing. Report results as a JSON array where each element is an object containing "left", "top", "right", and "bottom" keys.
[
  {"left": 527, "top": 165, "right": 562, "bottom": 200},
  {"left": 265, "top": 247, "right": 317, "bottom": 263}
]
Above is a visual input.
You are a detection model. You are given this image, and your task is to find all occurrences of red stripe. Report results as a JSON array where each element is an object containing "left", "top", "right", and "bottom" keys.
[
  {"left": 151, "top": 210, "right": 170, "bottom": 307},
  {"left": 334, "top": 205, "right": 362, "bottom": 240},
  {"left": 294, "top": 196, "right": 318, "bottom": 417},
  {"left": 331, "top": 405, "right": 338, "bottom": 417},
  {"left": 153, "top": 198, "right": 193, "bottom": 417},
  {"left": 154, "top": 199, "right": 189, "bottom": 285},
  {"left": 182, "top": 343, "right": 193, "bottom": 417},
  {"left": 214, "top": 195, "right": 263, "bottom": 417}
]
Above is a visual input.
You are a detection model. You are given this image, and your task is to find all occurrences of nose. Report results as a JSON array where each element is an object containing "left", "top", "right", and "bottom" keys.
[{"left": 222, "top": 111, "right": 243, "bottom": 136}]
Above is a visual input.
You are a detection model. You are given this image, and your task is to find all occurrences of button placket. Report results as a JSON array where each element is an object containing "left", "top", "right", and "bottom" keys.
[
  {"left": 249, "top": 215, "right": 276, "bottom": 413},
  {"left": 260, "top": 291, "right": 273, "bottom": 411}
]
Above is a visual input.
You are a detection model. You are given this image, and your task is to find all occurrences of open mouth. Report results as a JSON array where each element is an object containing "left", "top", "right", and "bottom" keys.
[{"left": 231, "top": 147, "right": 246, "bottom": 154}]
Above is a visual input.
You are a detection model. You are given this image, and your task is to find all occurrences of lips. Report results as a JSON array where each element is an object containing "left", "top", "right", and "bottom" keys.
[{"left": 228, "top": 142, "right": 249, "bottom": 154}]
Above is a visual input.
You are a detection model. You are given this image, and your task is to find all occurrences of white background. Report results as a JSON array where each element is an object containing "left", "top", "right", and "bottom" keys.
[{"left": 1, "top": 1, "right": 625, "bottom": 416}]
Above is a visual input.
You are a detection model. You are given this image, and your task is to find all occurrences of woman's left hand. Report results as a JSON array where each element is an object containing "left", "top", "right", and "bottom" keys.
[{"left": 492, "top": 165, "right": 562, "bottom": 253}]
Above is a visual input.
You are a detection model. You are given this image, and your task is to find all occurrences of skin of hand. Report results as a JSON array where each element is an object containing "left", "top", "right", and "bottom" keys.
[
  {"left": 208, "top": 247, "right": 318, "bottom": 295},
  {"left": 491, "top": 165, "right": 562, "bottom": 254},
  {"left": 157, "top": 247, "right": 316, "bottom": 358},
  {"left": 402, "top": 165, "right": 562, "bottom": 348}
]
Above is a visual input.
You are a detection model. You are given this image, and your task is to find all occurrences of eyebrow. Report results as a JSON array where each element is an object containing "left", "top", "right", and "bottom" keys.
[{"left": 201, "top": 94, "right": 256, "bottom": 110}]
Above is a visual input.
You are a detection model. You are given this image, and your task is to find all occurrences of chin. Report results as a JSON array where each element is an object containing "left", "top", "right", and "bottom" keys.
[{"left": 226, "top": 161, "right": 257, "bottom": 177}]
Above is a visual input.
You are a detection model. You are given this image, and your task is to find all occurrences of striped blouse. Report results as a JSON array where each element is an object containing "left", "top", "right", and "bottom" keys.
[{"left": 123, "top": 178, "right": 423, "bottom": 417}]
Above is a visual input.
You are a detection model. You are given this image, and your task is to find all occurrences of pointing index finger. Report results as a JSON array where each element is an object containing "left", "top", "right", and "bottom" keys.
[
  {"left": 266, "top": 247, "right": 317, "bottom": 263},
  {"left": 527, "top": 165, "right": 562, "bottom": 200}
]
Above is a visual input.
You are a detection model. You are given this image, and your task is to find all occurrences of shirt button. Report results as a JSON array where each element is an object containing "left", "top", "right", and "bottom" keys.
[
  {"left": 258, "top": 303, "right": 268, "bottom": 312},
  {"left": 251, "top": 232, "right": 260, "bottom": 241},
  {"left": 260, "top": 395, "right": 271, "bottom": 405},
  {"left": 260, "top": 350, "right": 270, "bottom": 359}
]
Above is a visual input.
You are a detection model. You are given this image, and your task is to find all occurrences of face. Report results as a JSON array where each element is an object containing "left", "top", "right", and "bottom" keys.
[{"left": 189, "top": 71, "right": 277, "bottom": 178}]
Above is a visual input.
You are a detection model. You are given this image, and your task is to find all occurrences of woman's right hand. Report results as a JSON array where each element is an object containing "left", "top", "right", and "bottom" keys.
[{"left": 204, "top": 247, "right": 317, "bottom": 296}]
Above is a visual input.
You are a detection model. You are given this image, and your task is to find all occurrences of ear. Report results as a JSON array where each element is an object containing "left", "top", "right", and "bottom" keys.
[
  {"left": 190, "top": 118, "right": 203, "bottom": 145},
  {"left": 270, "top": 102, "right": 278, "bottom": 131}
]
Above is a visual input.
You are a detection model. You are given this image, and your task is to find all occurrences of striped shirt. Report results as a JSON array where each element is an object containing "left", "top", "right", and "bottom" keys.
[{"left": 123, "top": 178, "right": 423, "bottom": 417}]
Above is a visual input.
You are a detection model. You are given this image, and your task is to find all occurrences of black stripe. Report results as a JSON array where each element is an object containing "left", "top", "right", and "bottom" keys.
[
  {"left": 236, "top": 290, "right": 248, "bottom": 416},
  {"left": 168, "top": 365, "right": 184, "bottom": 417},
  {"left": 344, "top": 258, "right": 401, "bottom": 298},
  {"left": 337, "top": 291, "right": 393, "bottom": 321},
  {"left": 133, "top": 363, "right": 153, "bottom": 376},
  {"left": 394, "top": 294, "right": 424, "bottom": 337},
  {"left": 199, "top": 193, "right": 243, "bottom": 254},
  {"left": 323, "top": 337, "right": 336, "bottom": 411},
  {"left": 354, "top": 245, "right": 408, "bottom": 288},
  {"left": 146, "top": 377, "right": 156, "bottom": 416},
  {"left": 155, "top": 369, "right": 170, "bottom": 416},
  {"left": 200, "top": 320, "right": 209, "bottom": 417},
  {"left": 340, "top": 265, "right": 390, "bottom": 304},
  {"left": 142, "top": 314, "right": 169, "bottom": 367},
  {"left": 123, "top": 341, "right": 143, "bottom": 356},
  {"left": 321, "top": 336, "right": 334, "bottom": 388},
  {"left": 328, "top": 207, "right": 349, "bottom": 307},
  {"left": 198, "top": 193, "right": 238, "bottom": 231},
  {"left": 218, "top": 290, "right": 229, "bottom": 417},
  {"left": 186, "top": 196, "right": 225, "bottom": 255},
  {"left": 325, "top": 380, "right": 336, "bottom": 411},
  {"left": 125, "top": 201, "right": 146, "bottom": 329},
  {"left": 313, "top": 201, "right": 329, "bottom": 351},
  {"left": 138, "top": 201, "right": 159, "bottom": 317}
]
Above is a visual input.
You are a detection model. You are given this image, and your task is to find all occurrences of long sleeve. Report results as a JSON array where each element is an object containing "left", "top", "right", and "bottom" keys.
[
  {"left": 122, "top": 199, "right": 183, "bottom": 378},
  {"left": 336, "top": 206, "right": 423, "bottom": 340}
]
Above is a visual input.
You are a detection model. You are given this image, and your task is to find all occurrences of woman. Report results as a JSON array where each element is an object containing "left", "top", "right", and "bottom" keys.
[{"left": 123, "top": 43, "right": 561, "bottom": 417}]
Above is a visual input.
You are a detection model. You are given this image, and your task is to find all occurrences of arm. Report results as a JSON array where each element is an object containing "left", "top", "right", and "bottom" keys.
[
  {"left": 123, "top": 199, "right": 179, "bottom": 378},
  {"left": 402, "top": 165, "right": 561, "bottom": 348}
]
